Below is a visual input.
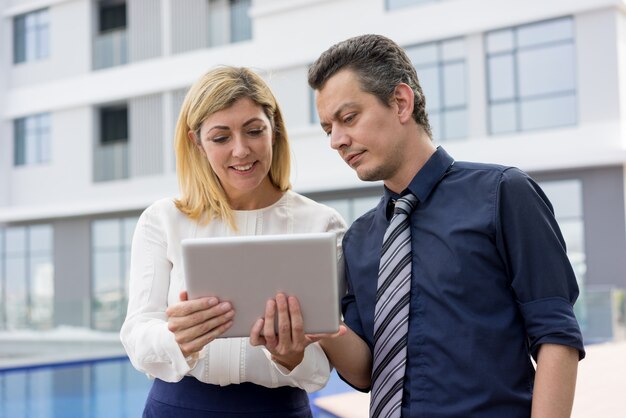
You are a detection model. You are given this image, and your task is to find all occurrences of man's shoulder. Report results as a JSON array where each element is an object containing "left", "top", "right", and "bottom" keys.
[
  {"left": 452, "top": 160, "right": 511, "bottom": 173},
  {"left": 450, "top": 161, "right": 528, "bottom": 184}
]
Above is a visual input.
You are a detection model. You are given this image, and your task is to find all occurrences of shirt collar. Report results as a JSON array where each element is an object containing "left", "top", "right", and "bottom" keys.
[{"left": 383, "top": 146, "right": 455, "bottom": 219}]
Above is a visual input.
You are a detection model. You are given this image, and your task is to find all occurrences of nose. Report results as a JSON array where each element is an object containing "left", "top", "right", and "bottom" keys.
[
  {"left": 232, "top": 136, "right": 250, "bottom": 158},
  {"left": 330, "top": 126, "right": 350, "bottom": 150}
]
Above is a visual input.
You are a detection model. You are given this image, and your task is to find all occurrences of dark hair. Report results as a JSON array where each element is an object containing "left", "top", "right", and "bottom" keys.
[{"left": 308, "top": 34, "right": 431, "bottom": 137}]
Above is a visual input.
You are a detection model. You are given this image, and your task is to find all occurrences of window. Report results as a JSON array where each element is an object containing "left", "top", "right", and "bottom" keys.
[
  {"left": 406, "top": 38, "right": 468, "bottom": 141},
  {"left": 99, "top": 0, "right": 126, "bottom": 32},
  {"left": 93, "top": 0, "right": 128, "bottom": 69},
  {"left": 486, "top": 17, "right": 577, "bottom": 134},
  {"left": 0, "top": 224, "right": 54, "bottom": 330},
  {"left": 318, "top": 195, "right": 382, "bottom": 224},
  {"left": 100, "top": 106, "right": 128, "bottom": 144},
  {"left": 94, "top": 105, "right": 129, "bottom": 181},
  {"left": 13, "top": 8, "right": 49, "bottom": 64},
  {"left": 91, "top": 216, "right": 137, "bottom": 331},
  {"left": 309, "top": 87, "right": 319, "bottom": 125},
  {"left": 539, "top": 179, "right": 586, "bottom": 327},
  {"left": 387, "top": 0, "right": 439, "bottom": 10},
  {"left": 208, "top": 0, "right": 252, "bottom": 47},
  {"left": 14, "top": 113, "right": 51, "bottom": 166}
]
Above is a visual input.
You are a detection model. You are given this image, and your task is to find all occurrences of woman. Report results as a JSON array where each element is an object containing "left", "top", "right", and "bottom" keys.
[{"left": 120, "top": 66, "right": 347, "bottom": 417}]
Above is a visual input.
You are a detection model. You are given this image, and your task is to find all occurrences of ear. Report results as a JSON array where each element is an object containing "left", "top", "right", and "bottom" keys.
[
  {"left": 393, "top": 83, "right": 415, "bottom": 124},
  {"left": 188, "top": 130, "right": 206, "bottom": 156}
]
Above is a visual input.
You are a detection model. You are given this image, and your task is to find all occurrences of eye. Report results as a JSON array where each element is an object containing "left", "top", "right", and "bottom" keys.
[
  {"left": 247, "top": 126, "right": 266, "bottom": 137},
  {"left": 343, "top": 113, "right": 355, "bottom": 124},
  {"left": 211, "top": 136, "right": 228, "bottom": 144}
]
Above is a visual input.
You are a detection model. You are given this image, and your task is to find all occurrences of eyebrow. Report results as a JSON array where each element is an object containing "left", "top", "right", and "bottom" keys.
[{"left": 206, "top": 117, "right": 266, "bottom": 134}]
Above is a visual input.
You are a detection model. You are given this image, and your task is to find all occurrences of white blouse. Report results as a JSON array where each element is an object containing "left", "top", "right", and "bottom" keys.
[{"left": 120, "top": 190, "right": 347, "bottom": 393}]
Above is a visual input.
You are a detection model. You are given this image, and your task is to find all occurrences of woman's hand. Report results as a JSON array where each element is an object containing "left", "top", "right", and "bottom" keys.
[
  {"left": 249, "top": 293, "right": 346, "bottom": 371},
  {"left": 166, "top": 290, "right": 235, "bottom": 358}
]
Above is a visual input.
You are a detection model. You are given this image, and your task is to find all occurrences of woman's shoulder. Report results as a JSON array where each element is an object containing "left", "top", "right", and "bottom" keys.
[
  {"left": 285, "top": 191, "right": 346, "bottom": 225},
  {"left": 140, "top": 197, "right": 184, "bottom": 223}
]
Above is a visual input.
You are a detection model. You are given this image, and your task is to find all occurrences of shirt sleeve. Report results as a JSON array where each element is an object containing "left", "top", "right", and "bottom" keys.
[
  {"left": 495, "top": 168, "right": 585, "bottom": 360},
  {"left": 120, "top": 205, "right": 195, "bottom": 382}
]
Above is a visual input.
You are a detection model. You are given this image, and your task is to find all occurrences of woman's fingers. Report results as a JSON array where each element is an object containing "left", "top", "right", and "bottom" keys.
[
  {"left": 262, "top": 299, "right": 278, "bottom": 348},
  {"left": 178, "top": 319, "right": 234, "bottom": 357},
  {"left": 287, "top": 296, "right": 305, "bottom": 339},
  {"left": 167, "top": 298, "right": 235, "bottom": 357},
  {"left": 166, "top": 296, "right": 218, "bottom": 319},
  {"left": 276, "top": 293, "right": 293, "bottom": 344},
  {"left": 249, "top": 318, "right": 266, "bottom": 346}
]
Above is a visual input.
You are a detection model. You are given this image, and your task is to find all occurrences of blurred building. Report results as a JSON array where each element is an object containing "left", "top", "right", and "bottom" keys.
[{"left": 0, "top": 0, "right": 625, "bottom": 340}]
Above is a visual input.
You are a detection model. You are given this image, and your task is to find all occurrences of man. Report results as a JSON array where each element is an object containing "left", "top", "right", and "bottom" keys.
[{"left": 309, "top": 34, "right": 584, "bottom": 417}]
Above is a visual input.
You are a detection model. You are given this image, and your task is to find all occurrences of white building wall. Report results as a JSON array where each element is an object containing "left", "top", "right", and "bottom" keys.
[
  {"left": 7, "top": 0, "right": 90, "bottom": 88},
  {"left": 1, "top": 0, "right": 626, "bottom": 218}
]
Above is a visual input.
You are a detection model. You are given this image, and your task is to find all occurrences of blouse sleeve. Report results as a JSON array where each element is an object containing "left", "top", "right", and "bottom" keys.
[{"left": 120, "top": 206, "right": 194, "bottom": 382}]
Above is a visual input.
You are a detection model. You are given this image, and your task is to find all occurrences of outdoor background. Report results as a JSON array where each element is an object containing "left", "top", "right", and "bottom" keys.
[{"left": 0, "top": 0, "right": 625, "bottom": 417}]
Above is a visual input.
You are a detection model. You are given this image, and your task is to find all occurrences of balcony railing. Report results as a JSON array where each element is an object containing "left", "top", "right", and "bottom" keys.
[
  {"left": 93, "top": 29, "right": 128, "bottom": 70},
  {"left": 93, "top": 141, "right": 129, "bottom": 182}
]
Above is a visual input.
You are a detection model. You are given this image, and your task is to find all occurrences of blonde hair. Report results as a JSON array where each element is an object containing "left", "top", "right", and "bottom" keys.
[{"left": 174, "top": 66, "right": 291, "bottom": 230}]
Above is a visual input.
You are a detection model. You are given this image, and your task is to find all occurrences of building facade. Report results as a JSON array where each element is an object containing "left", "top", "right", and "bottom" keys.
[{"left": 1, "top": 0, "right": 625, "bottom": 340}]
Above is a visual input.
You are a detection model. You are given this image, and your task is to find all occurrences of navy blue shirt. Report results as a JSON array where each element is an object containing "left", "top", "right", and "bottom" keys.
[{"left": 341, "top": 147, "right": 585, "bottom": 417}]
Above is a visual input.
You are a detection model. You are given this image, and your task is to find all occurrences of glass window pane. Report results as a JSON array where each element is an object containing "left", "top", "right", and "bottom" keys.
[
  {"left": 318, "top": 199, "right": 350, "bottom": 224},
  {"left": 352, "top": 196, "right": 382, "bottom": 221},
  {"left": 93, "top": 252, "right": 122, "bottom": 295},
  {"left": 539, "top": 179, "right": 583, "bottom": 219},
  {"left": 13, "top": 15, "right": 26, "bottom": 63},
  {"left": 14, "top": 118, "right": 26, "bottom": 165},
  {"left": 25, "top": 132, "right": 37, "bottom": 165},
  {"left": 428, "top": 111, "right": 441, "bottom": 142},
  {"left": 406, "top": 43, "right": 438, "bottom": 67},
  {"left": 36, "top": 11, "right": 49, "bottom": 59},
  {"left": 558, "top": 220, "right": 585, "bottom": 258},
  {"left": 29, "top": 224, "right": 52, "bottom": 253},
  {"left": 517, "top": 18, "right": 574, "bottom": 48},
  {"left": 231, "top": 0, "right": 252, "bottom": 43},
  {"left": 488, "top": 54, "right": 515, "bottom": 101},
  {"left": 518, "top": 43, "right": 575, "bottom": 98},
  {"left": 93, "top": 219, "right": 121, "bottom": 249},
  {"left": 209, "top": 0, "right": 229, "bottom": 47},
  {"left": 6, "top": 227, "right": 27, "bottom": 255},
  {"left": 489, "top": 102, "right": 517, "bottom": 134},
  {"left": 418, "top": 66, "right": 440, "bottom": 110},
  {"left": 486, "top": 29, "right": 514, "bottom": 53},
  {"left": 29, "top": 255, "right": 54, "bottom": 329},
  {"left": 123, "top": 217, "right": 138, "bottom": 249},
  {"left": 309, "top": 88, "right": 319, "bottom": 124},
  {"left": 442, "top": 62, "right": 466, "bottom": 107},
  {"left": 6, "top": 256, "right": 28, "bottom": 329},
  {"left": 441, "top": 38, "right": 465, "bottom": 61},
  {"left": 442, "top": 109, "right": 467, "bottom": 140},
  {"left": 520, "top": 94, "right": 576, "bottom": 131}
]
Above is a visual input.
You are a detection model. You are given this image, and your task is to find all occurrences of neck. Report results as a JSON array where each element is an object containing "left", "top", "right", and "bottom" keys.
[
  {"left": 227, "top": 179, "right": 284, "bottom": 211},
  {"left": 384, "top": 127, "right": 436, "bottom": 193}
]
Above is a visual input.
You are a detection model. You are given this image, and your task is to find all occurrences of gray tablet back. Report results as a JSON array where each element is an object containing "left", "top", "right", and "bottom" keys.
[{"left": 181, "top": 232, "right": 340, "bottom": 338}]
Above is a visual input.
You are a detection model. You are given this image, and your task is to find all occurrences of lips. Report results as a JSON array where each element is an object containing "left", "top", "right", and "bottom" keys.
[{"left": 344, "top": 151, "right": 364, "bottom": 167}]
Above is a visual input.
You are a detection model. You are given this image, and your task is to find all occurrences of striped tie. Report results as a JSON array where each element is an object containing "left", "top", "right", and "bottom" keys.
[{"left": 370, "top": 194, "right": 418, "bottom": 418}]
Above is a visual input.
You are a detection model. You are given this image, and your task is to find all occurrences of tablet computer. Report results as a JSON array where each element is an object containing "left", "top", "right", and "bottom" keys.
[{"left": 181, "top": 232, "right": 341, "bottom": 338}]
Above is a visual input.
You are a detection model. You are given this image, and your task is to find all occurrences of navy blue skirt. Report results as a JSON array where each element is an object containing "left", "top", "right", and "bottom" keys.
[{"left": 143, "top": 376, "right": 313, "bottom": 418}]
